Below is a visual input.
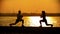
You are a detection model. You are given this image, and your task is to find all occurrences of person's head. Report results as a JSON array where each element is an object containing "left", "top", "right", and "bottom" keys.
[
  {"left": 42, "top": 11, "right": 45, "bottom": 14},
  {"left": 18, "top": 10, "right": 21, "bottom": 14}
]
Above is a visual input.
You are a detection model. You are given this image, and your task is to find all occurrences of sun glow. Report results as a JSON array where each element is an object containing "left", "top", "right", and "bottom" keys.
[
  {"left": 29, "top": 16, "right": 40, "bottom": 27},
  {"left": 29, "top": 16, "right": 53, "bottom": 27}
]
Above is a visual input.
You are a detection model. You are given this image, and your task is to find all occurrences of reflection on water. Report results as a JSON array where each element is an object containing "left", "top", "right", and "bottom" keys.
[{"left": 0, "top": 16, "right": 60, "bottom": 27}]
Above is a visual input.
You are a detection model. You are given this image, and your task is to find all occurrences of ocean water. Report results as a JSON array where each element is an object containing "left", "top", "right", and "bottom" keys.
[{"left": 0, "top": 16, "right": 60, "bottom": 27}]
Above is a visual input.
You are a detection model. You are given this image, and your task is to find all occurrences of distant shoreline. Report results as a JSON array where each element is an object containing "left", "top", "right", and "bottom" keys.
[{"left": 0, "top": 13, "right": 60, "bottom": 17}]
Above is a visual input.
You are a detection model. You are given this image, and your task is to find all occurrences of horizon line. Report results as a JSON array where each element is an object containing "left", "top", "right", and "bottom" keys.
[{"left": 0, "top": 13, "right": 60, "bottom": 17}]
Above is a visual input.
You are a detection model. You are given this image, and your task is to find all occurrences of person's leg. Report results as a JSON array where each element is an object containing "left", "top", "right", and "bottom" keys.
[
  {"left": 40, "top": 20, "right": 43, "bottom": 27},
  {"left": 45, "top": 20, "right": 48, "bottom": 26},
  {"left": 14, "top": 19, "right": 19, "bottom": 25},
  {"left": 20, "top": 19, "right": 24, "bottom": 27},
  {"left": 45, "top": 20, "right": 53, "bottom": 27},
  {"left": 10, "top": 19, "right": 19, "bottom": 26}
]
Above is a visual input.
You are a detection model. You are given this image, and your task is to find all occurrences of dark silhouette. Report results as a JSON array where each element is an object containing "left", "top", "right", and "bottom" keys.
[
  {"left": 10, "top": 10, "right": 24, "bottom": 26},
  {"left": 40, "top": 11, "right": 53, "bottom": 27}
]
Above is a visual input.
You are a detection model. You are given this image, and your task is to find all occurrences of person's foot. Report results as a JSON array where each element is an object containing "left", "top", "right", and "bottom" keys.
[
  {"left": 51, "top": 25, "right": 53, "bottom": 27},
  {"left": 40, "top": 25, "right": 42, "bottom": 27},
  {"left": 9, "top": 24, "right": 13, "bottom": 26},
  {"left": 9, "top": 23, "right": 15, "bottom": 26},
  {"left": 22, "top": 24, "right": 24, "bottom": 27}
]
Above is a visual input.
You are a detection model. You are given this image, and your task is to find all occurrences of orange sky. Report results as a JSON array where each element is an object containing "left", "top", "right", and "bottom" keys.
[{"left": 0, "top": 0, "right": 59, "bottom": 13}]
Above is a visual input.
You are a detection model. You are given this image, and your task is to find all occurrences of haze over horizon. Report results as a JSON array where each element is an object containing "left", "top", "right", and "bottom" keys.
[{"left": 0, "top": 0, "right": 60, "bottom": 13}]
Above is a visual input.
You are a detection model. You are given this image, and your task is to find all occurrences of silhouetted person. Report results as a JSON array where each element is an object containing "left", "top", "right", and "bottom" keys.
[
  {"left": 10, "top": 10, "right": 24, "bottom": 27},
  {"left": 40, "top": 11, "right": 53, "bottom": 27}
]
